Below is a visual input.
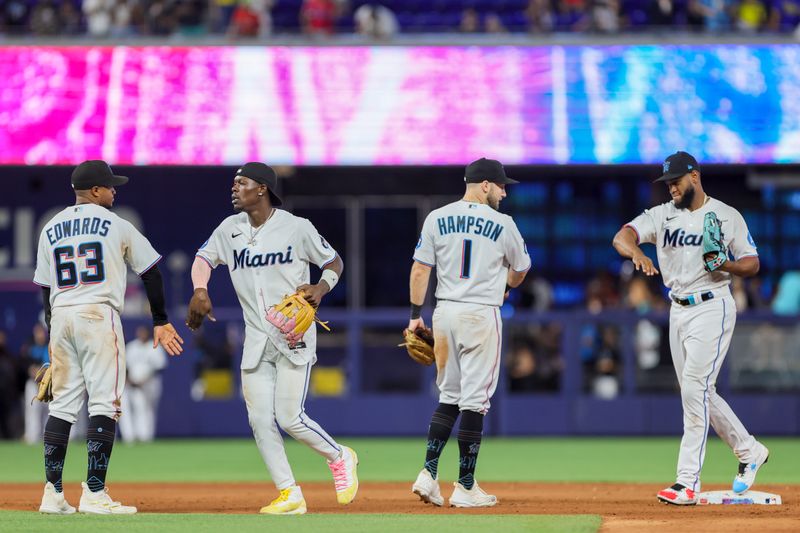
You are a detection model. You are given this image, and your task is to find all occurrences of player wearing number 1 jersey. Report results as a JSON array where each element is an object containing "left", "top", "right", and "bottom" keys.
[
  {"left": 408, "top": 158, "right": 530, "bottom": 508},
  {"left": 33, "top": 160, "right": 184, "bottom": 515}
]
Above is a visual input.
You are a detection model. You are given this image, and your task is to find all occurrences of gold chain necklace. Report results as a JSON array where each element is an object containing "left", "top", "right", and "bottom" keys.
[{"left": 248, "top": 209, "right": 274, "bottom": 246}]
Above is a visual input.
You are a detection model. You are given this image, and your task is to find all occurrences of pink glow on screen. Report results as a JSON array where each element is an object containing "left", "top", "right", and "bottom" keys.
[{"left": 0, "top": 46, "right": 549, "bottom": 165}]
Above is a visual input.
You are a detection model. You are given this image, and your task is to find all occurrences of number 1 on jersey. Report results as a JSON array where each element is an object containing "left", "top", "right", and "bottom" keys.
[{"left": 460, "top": 239, "right": 473, "bottom": 279}]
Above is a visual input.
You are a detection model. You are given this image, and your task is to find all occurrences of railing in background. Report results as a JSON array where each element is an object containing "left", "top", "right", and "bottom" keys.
[{"left": 143, "top": 308, "right": 800, "bottom": 437}]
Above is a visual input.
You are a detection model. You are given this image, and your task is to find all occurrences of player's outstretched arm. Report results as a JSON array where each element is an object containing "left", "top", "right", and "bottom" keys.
[
  {"left": 186, "top": 257, "right": 216, "bottom": 330},
  {"left": 154, "top": 323, "right": 184, "bottom": 356},
  {"left": 612, "top": 226, "right": 659, "bottom": 276}
]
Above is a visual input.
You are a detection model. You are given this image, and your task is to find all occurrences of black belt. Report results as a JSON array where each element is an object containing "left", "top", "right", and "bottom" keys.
[{"left": 671, "top": 291, "right": 715, "bottom": 306}]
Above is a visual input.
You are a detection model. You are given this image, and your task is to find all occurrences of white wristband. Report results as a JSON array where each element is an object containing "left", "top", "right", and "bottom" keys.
[{"left": 320, "top": 269, "right": 339, "bottom": 292}]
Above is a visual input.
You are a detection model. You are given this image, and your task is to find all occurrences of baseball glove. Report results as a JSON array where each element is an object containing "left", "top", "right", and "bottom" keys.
[
  {"left": 702, "top": 211, "right": 728, "bottom": 272},
  {"left": 34, "top": 363, "right": 53, "bottom": 403},
  {"left": 266, "top": 291, "right": 330, "bottom": 347},
  {"left": 399, "top": 327, "right": 435, "bottom": 366}
]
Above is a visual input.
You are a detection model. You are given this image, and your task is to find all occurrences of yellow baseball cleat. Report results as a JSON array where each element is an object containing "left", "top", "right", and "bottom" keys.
[
  {"left": 259, "top": 486, "right": 307, "bottom": 515},
  {"left": 328, "top": 446, "right": 359, "bottom": 505}
]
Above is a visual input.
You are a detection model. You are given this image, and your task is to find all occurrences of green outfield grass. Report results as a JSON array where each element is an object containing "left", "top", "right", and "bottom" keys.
[
  {"left": 0, "top": 511, "right": 601, "bottom": 533},
  {"left": 0, "top": 437, "right": 797, "bottom": 484}
]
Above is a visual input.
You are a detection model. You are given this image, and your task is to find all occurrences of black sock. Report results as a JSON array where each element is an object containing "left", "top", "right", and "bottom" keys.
[
  {"left": 424, "top": 403, "right": 460, "bottom": 479},
  {"left": 457, "top": 410, "right": 484, "bottom": 490},
  {"left": 44, "top": 416, "right": 72, "bottom": 493},
  {"left": 86, "top": 416, "right": 116, "bottom": 493}
]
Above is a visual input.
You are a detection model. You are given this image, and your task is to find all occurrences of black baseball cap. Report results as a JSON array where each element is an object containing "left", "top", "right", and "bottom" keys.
[
  {"left": 464, "top": 158, "right": 519, "bottom": 185},
  {"left": 71, "top": 160, "right": 129, "bottom": 190},
  {"left": 236, "top": 162, "right": 282, "bottom": 206},
  {"left": 654, "top": 151, "right": 700, "bottom": 182}
]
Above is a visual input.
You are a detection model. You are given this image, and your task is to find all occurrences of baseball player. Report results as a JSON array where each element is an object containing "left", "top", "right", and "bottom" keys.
[
  {"left": 33, "top": 160, "right": 184, "bottom": 515},
  {"left": 185, "top": 162, "right": 358, "bottom": 515},
  {"left": 612, "top": 151, "right": 769, "bottom": 505},
  {"left": 408, "top": 158, "right": 530, "bottom": 508},
  {"left": 119, "top": 326, "right": 168, "bottom": 443}
]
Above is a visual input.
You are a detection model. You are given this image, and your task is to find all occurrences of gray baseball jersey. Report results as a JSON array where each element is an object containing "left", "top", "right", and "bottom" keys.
[
  {"left": 625, "top": 197, "right": 757, "bottom": 296},
  {"left": 196, "top": 209, "right": 337, "bottom": 369},
  {"left": 33, "top": 203, "right": 162, "bottom": 312},
  {"left": 413, "top": 200, "right": 530, "bottom": 306}
]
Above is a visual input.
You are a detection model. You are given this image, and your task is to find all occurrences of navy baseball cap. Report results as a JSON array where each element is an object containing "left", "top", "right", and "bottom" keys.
[
  {"left": 464, "top": 158, "right": 519, "bottom": 185},
  {"left": 236, "top": 162, "right": 282, "bottom": 206},
  {"left": 654, "top": 151, "right": 700, "bottom": 183},
  {"left": 71, "top": 160, "right": 129, "bottom": 190}
]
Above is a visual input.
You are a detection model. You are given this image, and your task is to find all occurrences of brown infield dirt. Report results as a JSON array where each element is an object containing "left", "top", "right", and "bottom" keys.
[{"left": 1, "top": 482, "right": 797, "bottom": 532}]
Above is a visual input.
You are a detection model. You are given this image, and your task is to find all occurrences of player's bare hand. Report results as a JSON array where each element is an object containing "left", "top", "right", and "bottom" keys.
[
  {"left": 154, "top": 323, "right": 184, "bottom": 356},
  {"left": 632, "top": 252, "right": 659, "bottom": 276},
  {"left": 297, "top": 283, "right": 325, "bottom": 308},
  {"left": 407, "top": 317, "right": 425, "bottom": 333},
  {"left": 186, "top": 288, "right": 216, "bottom": 330}
]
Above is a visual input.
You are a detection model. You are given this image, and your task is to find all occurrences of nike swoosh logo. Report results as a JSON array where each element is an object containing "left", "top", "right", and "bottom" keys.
[
  {"left": 666, "top": 216, "right": 678, "bottom": 221},
  {"left": 231, "top": 232, "right": 242, "bottom": 239}
]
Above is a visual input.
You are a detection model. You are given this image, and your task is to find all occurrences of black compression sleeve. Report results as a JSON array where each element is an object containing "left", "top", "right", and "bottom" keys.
[
  {"left": 140, "top": 265, "right": 168, "bottom": 327},
  {"left": 42, "top": 286, "right": 52, "bottom": 331}
]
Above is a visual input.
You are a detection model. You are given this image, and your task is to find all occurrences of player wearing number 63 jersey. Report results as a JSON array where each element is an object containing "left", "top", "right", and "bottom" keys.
[
  {"left": 408, "top": 158, "right": 530, "bottom": 508},
  {"left": 33, "top": 160, "right": 184, "bottom": 515}
]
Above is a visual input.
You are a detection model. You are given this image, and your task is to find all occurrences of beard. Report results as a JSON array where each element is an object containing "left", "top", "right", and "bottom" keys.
[
  {"left": 487, "top": 192, "right": 501, "bottom": 211},
  {"left": 673, "top": 185, "right": 696, "bottom": 210}
]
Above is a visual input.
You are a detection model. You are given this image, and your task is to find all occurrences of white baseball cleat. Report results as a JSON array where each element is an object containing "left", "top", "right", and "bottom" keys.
[
  {"left": 412, "top": 469, "right": 444, "bottom": 506},
  {"left": 657, "top": 483, "right": 698, "bottom": 505},
  {"left": 39, "top": 482, "right": 76, "bottom": 515},
  {"left": 449, "top": 481, "right": 498, "bottom": 508},
  {"left": 78, "top": 482, "right": 137, "bottom": 514},
  {"left": 733, "top": 447, "right": 769, "bottom": 494}
]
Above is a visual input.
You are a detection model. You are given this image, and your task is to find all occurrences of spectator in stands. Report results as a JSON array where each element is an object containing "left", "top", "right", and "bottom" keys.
[
  {"left": 590, "top": 0, "right": 620, "bottom": 32},
  {"left": 688, "top": 0, "right": 734, "bottom": 32},
  {"left": 553, "top": 0, "right": 589, "bottom": 31},
  {"left": 22, "top": 323, "right": 49, "bottom": 444},
  {"left": 228, "top": 1, "right": 260, "bottom": 37},
  {"left": 737, "top": 0, "right": 768, "bottom": 30},
  {"left": 59, "top": 0, "right": 82, "bottom": 34},
  {"left": 83, "top": 0, "right": 114, "bottom": 37},
  {"left": 517, "top": 274, "right": 554, "bottom": 311},
  {"left": 1, "top": 0, "right": 30, "bottom": 35},
  {"left": 301, "top": 0, "right": 344, "bottom": 36},
  {"left": 0, "top": 330, "right": 21, "bottom": 439},
  {"left": 145, "top": 0, "right": 177, "bottom": 35},
  {"left": 175, "top": 0, "right": 209, "bottom": 37},
  {"left": 526, "top": 0, "right": 555, "bottom": 33},
  {"left": 460, "top": 7, "right": 480, "bottom": 32},
  {"left": 649, "top": 0, "right": 677, "bottom": 26},
  {"left": 29, "top": 0, "right": 61, "bottom": 35},
  {"left": 507, "top": 324, "right": 562, "bottom": 392},
  {"left": 772, "top": 270, "right": 800, "bottom": 315},
  {"left": 485, "top": 12, "right": 508, "bottom": 33},
  {"left": 767, "top": 0, "right": 800, "bottom": 32},
  {"left": 354, "top": 3, "right": 399, "bottom": 40},
  {"left": 213, "top": 0, "right": 238, "bottom": 33}
]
